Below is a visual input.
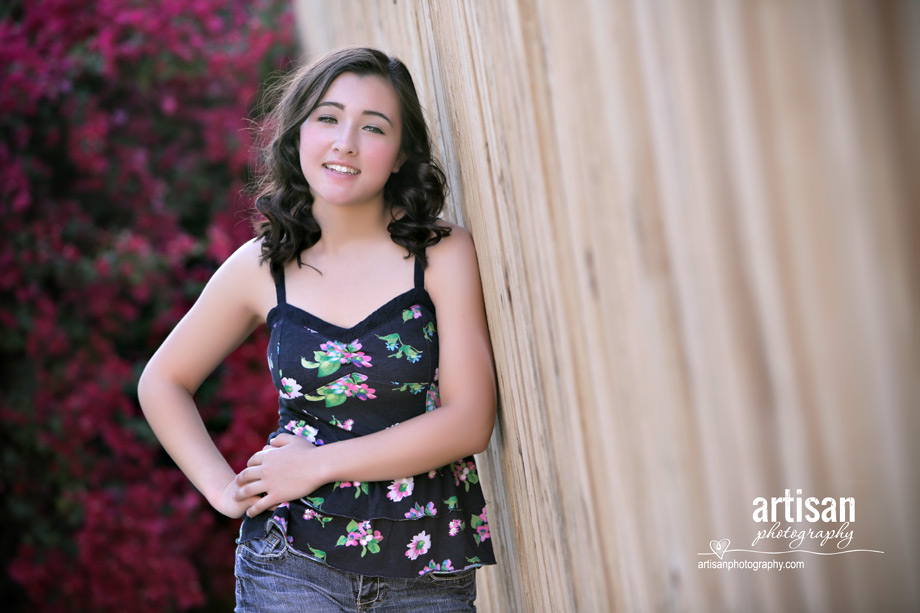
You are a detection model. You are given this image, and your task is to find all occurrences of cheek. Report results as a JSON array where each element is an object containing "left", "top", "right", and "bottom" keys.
[
  {"left": 363, "top": 140, "right": 402, "bottom": 171},
  {"left": 298, "top": 126, "right": 322, "bottom": 158}
]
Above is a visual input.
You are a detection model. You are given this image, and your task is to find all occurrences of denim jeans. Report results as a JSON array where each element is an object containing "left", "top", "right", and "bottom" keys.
[{"left": 234, "top": 523, "right": 477, "bottom": 612}]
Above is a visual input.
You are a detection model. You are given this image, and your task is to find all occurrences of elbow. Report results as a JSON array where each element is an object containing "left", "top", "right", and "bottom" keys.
[
  {"left": 469, "top": 409, "right": 496, "bottom": 455},
  {"left": 470, "top": 436, "right": 491, "bottom": 456},
  {"left": 136, "top": 363, "right": 155, "bottom": 413}
]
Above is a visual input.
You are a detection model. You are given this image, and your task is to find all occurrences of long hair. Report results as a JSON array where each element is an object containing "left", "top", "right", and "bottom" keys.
[{"left": 252, "top": 47, "right": 451, "bottom": 278}]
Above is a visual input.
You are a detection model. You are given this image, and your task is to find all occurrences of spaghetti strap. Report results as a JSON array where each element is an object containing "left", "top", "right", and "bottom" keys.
[
  {"left": 275, "top": 266, "right": 287, "bottom": 306},
  {"left": 413, "top": 256, "right": 424, "bottom": 290}
]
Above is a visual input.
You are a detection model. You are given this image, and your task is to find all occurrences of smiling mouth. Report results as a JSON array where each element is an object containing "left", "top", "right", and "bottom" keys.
[{"left": 324, "top": 163, "right": 360, "bottom": 175}]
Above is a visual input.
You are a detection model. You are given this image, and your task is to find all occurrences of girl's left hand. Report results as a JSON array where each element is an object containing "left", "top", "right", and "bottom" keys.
[{"left": 234, "top": 434, "right": 326, "bottom": 517}]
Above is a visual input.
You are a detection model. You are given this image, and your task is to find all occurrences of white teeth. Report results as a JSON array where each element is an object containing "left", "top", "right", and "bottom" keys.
[{"left": 325, "top": 164, "right": 359, "bottom": 175}]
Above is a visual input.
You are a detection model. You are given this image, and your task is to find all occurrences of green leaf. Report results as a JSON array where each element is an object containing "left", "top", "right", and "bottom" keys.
[
  {"left": 345, "top": 519, "right": 360, "bottom": 532},
  {"left": 367, "top": 541, "right": 380, "bottom": 554},
  {"left": 318, "top": 360, "right": 340, "bottom": 377},
  {"left": 306, "top": 496, "right": 325, "bottom": 508},
  {"left": 302, "top": 358, "right": 320, "bottom": 369},
  {"left": 360, "top": 547, "right": 368, "bottom": 558},
  {"left": 325, "top": 392, "right": 347, "bottom": 408},
  {"left": 313, "top": 350, "right": 327, "bottom": 361},
  {"left": 308, "top": 546, "right": 326, "bottom": 560},
  {"left": 336, "top": 536, "right": 347, "bottom": 546},
  {"left": 360, "top": 482, "right": 369, "bottom": 495},
  {"left": 402, "top": 310, "right": 413, "bottom": 322}
]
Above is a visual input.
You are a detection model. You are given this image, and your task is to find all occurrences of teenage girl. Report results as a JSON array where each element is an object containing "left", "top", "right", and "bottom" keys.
[{"left": 138, "top": 47, "right": 497, "bottom": 612}]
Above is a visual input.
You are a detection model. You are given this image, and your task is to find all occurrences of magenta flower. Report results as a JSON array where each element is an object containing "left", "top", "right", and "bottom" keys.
[
  {"left": 279, "top": 376, "right": 303, "bottom": 399},
  {"left": 405, "top": 531, "right": 431, "bottom": 561},
  {"left": 387, "top": 477, "right": 414, "bottom": 502}
]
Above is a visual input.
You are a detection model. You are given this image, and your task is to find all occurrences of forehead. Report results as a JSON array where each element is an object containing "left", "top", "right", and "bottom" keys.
[{"left": 317, "top": 73, "right": 401, "bottom": 119}]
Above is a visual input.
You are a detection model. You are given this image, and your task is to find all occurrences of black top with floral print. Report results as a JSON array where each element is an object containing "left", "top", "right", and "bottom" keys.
[{"left": 238, "top": 256, "right": 495, "bottom": 578}]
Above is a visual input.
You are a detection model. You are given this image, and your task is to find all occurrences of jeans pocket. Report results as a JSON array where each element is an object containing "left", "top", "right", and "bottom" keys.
[
  {"left": 237, "top": 526, "right": 287, "bottom": 561},
  {"left": 422, "top": 567, "right": 476, "bottom": 585}
]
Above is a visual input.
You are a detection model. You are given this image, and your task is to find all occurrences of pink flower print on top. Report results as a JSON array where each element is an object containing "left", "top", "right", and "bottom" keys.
[
  {"left": 404, "top": 501, "right": 438, "bottom": 519},
  {"left": 302, "top": 340, "right": 372, "bottom": 378},
  {"left": 308, "top": 373, "right": 377, "bottom": 408},
  {"left": 405, "top": 531, "right": 431, "bottom": 561},
  {"left": 387, "top": 477, "right": 414, "bottom": 502},
  {"left": 452, "top": 460, "right": 480, "bottom": 491},
  {"left": 336, "top": 520, "right": 383, "bottom": 557},
  {"left": 471, "top": 508, "right": 490, "bottom": 545},
  {"left": 329, "top": 415, "right": 354, "bottom": 431},
  {"left": 279, "top": 377, "right": 303, "bottom": 399},
  {"left": 284, "top": 420, "right": 319, "bottom": 443},
  {"left": 402, "top": 305, "right": 422, "bottom": 321},
  {"left": 448, "top": 519, "right": 464, "bottom": 536},
  {"left": 418, "top": 559, "right": 455, "bottom": 575},
  {"left": 425, "top": 368, "right": 440, "bottom": 412}
]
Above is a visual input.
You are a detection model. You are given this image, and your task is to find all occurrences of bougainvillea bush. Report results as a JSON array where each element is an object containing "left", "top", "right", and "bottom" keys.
[{"left": 0, "top": 1, "right": 294, "bottom": 610}]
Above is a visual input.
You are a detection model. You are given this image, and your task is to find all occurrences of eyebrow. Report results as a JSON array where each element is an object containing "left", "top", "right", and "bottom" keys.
[{"left": 315, "top": 101, "right": 394, "bottom": 127}]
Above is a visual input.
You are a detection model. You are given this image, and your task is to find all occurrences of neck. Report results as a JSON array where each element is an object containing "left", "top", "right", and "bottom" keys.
[{"left": 311, "top": 197, "right": 391, "bottom": 254}]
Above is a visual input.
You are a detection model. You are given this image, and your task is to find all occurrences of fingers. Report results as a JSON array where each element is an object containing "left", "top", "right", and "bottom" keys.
[
  {"left": 234, "top": 467, "right": 265, "bottom": 500},
  {"left": 271, "top": 433, "right": 296, "bottom": 447},
  {"left": 247, "top": 449, "right": 266, "bottom": 468},
  {"left": 247, "top": 497, "right": 274, "bottom": 517},
  {"left": 236, "top": 466, "right": 258, "bottom": 485}
]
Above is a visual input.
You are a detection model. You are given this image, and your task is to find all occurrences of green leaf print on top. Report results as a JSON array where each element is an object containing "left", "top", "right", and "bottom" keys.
[
  {"left": 376, "top": 333, "right": 423, "bottom": 363},
  {"left": 336, "top": 519, "right": 384, "bottom": 558},
  {"left": 302, "top": 340, "right": 372, "bottom": 378},
  {"left": 402, "top": 305, "right": 422, "bottom": 322},
  {"left": 304, "top": 372, "right": 376, "bottom": 408},
  {"left": 392, "top": 381, "right": 426, "bottom": 394},
  {"left": 334, "top": 480, "right": 370, "bottom": 499}
]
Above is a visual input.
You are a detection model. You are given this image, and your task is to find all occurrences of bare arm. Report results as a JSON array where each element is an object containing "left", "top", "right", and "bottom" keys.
[
  {"left": 137, "top": 239, "right": 272, "bottom": 518},
  {"left": 237, "top": 225, "right": 497, "bottom": 517}
]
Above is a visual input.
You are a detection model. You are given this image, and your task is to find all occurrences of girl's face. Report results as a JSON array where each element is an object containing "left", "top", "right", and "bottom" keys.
[{"left": 299, "top": 72, "right": 404, "bottom": 211}]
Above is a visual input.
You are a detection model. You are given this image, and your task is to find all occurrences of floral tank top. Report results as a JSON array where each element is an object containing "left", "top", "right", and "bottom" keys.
[{"left": 238, "top": 256, "right": 496, "bottom": 578}]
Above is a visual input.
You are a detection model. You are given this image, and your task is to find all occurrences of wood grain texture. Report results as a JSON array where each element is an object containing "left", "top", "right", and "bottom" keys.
[{"left": 294, "top": 1, "right": 919, "bottom": 610}]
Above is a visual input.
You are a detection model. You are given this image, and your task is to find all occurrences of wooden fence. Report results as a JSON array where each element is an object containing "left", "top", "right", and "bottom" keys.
[{"left": 293, "top": 1, "right": 919, "bottom": 610}]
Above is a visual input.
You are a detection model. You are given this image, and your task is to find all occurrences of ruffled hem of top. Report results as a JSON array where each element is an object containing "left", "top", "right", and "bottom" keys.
[
  {"left": 244, "top": 499, "right": 496, "bottom": 579},
  {"left": 293, "top": 456, "right": 485, "bottom": 523}
]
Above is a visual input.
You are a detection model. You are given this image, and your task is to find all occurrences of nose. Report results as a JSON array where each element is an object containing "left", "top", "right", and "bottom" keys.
[{"left": 333, "top": 124, "right": 358, "bottom": 155}]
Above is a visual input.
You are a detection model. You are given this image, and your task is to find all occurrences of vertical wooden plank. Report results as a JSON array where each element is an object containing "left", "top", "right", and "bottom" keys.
[{"left": 291, "top": 1, "right": 920, "bottom": 610}]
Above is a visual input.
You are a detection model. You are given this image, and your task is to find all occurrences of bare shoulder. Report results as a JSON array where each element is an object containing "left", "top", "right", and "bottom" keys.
[
  {"left": 426, "top": 222, "right": 478, "bottom": 276},
  {"left": 211, "top": 237, "right": 271, "bottom": 279},
  {"left": 209, "top": 237, "right": 276, "bottom": 319},
  {"left": 424, "top": 222, "right": 484, "bottom": 306}
]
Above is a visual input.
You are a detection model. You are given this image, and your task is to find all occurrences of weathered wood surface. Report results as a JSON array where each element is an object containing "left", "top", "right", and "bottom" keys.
[{"left": 294, "top": 1, "right": 919, "bottom": 610}]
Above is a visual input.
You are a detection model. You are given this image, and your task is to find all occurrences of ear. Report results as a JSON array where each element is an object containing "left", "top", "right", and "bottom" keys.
[{"left": 392, "top": 151, "right": 408, "bottom": 174}]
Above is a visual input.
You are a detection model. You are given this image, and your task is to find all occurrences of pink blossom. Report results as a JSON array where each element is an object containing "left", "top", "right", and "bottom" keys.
[
  {"left": 405, "top": 531, "right": 431, "bottom": 561},
  {"left": 387, "top": 477, "right": 414, "bottom": 502}
]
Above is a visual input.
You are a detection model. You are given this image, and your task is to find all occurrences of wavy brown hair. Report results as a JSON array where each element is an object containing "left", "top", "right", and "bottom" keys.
[{"left": 251, "top": 47, "right": 451, "bottom": 278}]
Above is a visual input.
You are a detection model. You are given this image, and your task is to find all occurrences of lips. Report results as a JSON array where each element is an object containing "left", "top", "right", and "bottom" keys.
[{"left": 323, "top": 163, "right": 360, "bottom": 175}]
